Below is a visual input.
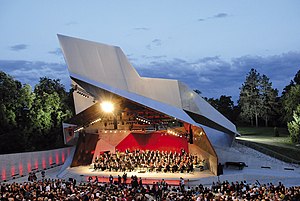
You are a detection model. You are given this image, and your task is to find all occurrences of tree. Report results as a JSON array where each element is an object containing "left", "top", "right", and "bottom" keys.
[
  {"left": 193, "top": 89, "right": 201, "bottom": 95},
  {"left": 259, "top": 75, "right": 278, "bottom": 127},
  {"left": 0, "top": 71, "right": 74, "bottom": 153},
  {"left": 282, "top": 85, "right": 300, "bottom": 122},
  {"left": 206, "top": 96, "right": 237, "bottom": 122},
  {"left": 206, "top": 97, "right": 219, "bottom": 110},
  {"left": 217, "top": 96, "right": 234, "bottom": 115},
  {"left": 239, "top": 69, "right": 261, "bottom": 127},
  {"left": 281, "top": 70, "right": 300, "bottom": 124},
  {"left": 0, "top": 71, "right": 35, "bottom": 153},
  {"left": 26, "top": 77, "right": 73, "bottom": 150},
  {"left": 282, "top": 70, "right": 300, "bottom": 96},
  {"left": 287, "top": 104, "right": 300, "bottom": 143},
  {"left": 0, "top": 71, "right": 22, "bottom": 129}
]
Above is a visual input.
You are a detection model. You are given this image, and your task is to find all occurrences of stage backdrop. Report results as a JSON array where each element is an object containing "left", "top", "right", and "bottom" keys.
[{"left": 116, "top": 132, "right": 188, "bottom": 153}]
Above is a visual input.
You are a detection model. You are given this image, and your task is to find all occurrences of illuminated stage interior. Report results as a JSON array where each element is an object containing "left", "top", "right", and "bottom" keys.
[{"left": 62, "top": 85, "right": 219, "bottom": 177}]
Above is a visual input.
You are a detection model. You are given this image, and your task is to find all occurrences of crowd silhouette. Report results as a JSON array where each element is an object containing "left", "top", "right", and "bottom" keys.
[{"left": 1, "top": 178, "right": 299, "bottom": 200}]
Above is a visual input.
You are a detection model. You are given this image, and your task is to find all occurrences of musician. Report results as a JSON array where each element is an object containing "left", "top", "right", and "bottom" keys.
[
  {"left": 199, "top": 159, "right": 207, "bottom": 171},
  {"left": 172, "top": 163, "right": 178, "bottom": 173},
  {"left": 156, "top": 162, "right": 163, "bottom": 172},
  {"left": 187, "top": 162, "right": 194, "bottom": 173},
  {"left": 164, "top": 163, "right": 170, "bottom": 173},
  {"left": 90, "top": 148, "right": 203, "bottom": 174},
  {"left": 94, "top": 162, "right": 98, "bottom": 170},
  {"left": 179, "top": 162, "right": 186, "bottom": 173},
  {"left": 149, "top": 160, "right": 154, "bottom": 172}
]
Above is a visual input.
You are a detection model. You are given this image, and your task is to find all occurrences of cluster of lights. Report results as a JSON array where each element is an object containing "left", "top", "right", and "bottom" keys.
[
  {"left": 74, "top": 127, "right": 84, "bottom": 132},
  {"left": 167, "top": 129, "right": 183, "bottom": 138},
  {"left": 76, "top": 90, "right": 89, "bottom": 98},
  {"left": 103, "top": 130, "right": 128, "bottom": 134},
  {"left": 72, "top": 85, "right": 91, "bottom": 98},
  {"left": 136, "top": 117, "right": 151, "bottom": 125},
  {"left": 90, "top": 118, "right": 101, "bottom": 125}
]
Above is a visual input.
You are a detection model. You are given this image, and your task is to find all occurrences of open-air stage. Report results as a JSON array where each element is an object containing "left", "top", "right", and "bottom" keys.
[{"left": 53, "top": 35, "right": 300, "bottom": 189}]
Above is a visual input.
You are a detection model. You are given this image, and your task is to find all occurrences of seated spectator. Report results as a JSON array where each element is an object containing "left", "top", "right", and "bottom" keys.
[{"left": 0, "top": 178, "right": 299, "bottom": 200}]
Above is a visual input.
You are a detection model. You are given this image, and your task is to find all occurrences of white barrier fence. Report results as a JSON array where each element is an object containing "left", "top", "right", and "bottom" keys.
[{"left": 0, "top": 147, "right": 72, "bottom": 182}]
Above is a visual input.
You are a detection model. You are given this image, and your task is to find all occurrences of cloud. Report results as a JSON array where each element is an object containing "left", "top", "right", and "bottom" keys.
[
  {"left": 145, "top": 55, "right": 167, "bottom": 60},
  {"left": 146, "top": 39, "right": 162, "bottom": 50},
  {"left": 213, "top": 13, "right": 228, "bottom": 18},
  {"left": 134, "top": 52, "right": 300, "bottom": 101},
  {"left": 152, "top": 39, "right": 162, "bottom": 46},
  {"left": 0, "top": 60, "right": 70, "bottom": 89},
  {"left": 10, "top": 44, "right": 28, "bottom": 51},
  {"left": 133, "top": 27, "right": 149, "bottom": 31},
  {"left": 198, "top": 12, "right": 230, "bottom": 22}
]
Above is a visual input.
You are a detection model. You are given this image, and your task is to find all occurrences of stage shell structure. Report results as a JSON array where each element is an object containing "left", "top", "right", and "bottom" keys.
[{"left": 58, "top": 35, "right": 239, "bottom": 176}]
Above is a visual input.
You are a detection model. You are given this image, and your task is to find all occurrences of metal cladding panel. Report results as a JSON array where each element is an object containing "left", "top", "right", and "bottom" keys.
[
  {"left": 58, "top": 34, "right": 130, "bottom": 91},
  {"left": 178, "top": 82, "right": 201, "bottom": 113},
  {"left": 202, "top": 126, "right": 234, "bottom": 147},
  {"left": 70, "top": 72, "right": 197, "bottom": 126},
  {"left": 178, "top": 81, "right": 237, "bottom": 135},
  {"left": 138, "top": 78, "right": 182, "bottom": 108},
  {"left": 58, "top": 34, "right": 182, "bottom": 108},
  {"left": 193, "top": 94, "right": 237, "bottom": 134},
  {"left": 72, "top": 80, "right": 95, "bottom": 114}
]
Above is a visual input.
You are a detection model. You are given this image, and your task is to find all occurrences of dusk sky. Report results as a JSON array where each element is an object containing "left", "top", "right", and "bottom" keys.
[{"left": 1, "top": 0, "right": 300, "bottom": 102}]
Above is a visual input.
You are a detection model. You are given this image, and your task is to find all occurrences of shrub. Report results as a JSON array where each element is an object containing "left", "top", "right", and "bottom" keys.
[{"left": 288, "top": 105, "right": 300, "bottom": 143}]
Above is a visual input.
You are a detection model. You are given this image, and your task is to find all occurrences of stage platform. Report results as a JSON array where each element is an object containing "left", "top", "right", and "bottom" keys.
[
  {"left": 6, "top": 164, "right": 300, "bottom": 188},
  {"left": 57, "top": 164, "right": 300, "bottom": 187},
  {"left": 59, "top": 166, "right": 214, "bottom": 186}
]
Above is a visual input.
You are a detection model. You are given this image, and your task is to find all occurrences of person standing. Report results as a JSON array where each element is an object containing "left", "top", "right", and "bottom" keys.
[
  {"left": 122, "top": 172, "right": 127, "bottom": 184},
  {"left": 94, "top": 176, "right": 98, "bottom": 184},
  {"left": 41, "top": 170, "right": 45, "bottom": 180},
  {"left": 109, "top": 175, "right": 113, "bottom": 184},
  {"left": 118, "top": 175, "right": 122, "bottom": 185},
  {"left": 88, "top": 176, "right": 93, "bottom": 183},
  {"left": 179, "top": 177, "right": 185, "bottom": 190}
]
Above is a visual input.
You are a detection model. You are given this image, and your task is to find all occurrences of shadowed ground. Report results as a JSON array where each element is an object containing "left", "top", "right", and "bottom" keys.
[{"left": 236, "top": 127, "right": 300, "bottom": 162}]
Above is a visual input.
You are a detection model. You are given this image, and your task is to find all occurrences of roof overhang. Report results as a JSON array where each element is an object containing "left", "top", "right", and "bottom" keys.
[{"left": 58, "top": 34, "right": 239, "bottom": 136}]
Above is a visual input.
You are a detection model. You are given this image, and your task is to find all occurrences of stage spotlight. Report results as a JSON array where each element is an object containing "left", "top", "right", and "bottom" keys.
[{"left": 100, "top": 101, "right": 114, "bottom": 113}]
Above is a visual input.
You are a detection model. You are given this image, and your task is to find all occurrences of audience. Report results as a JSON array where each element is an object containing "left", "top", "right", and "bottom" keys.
[
  {"left": 93, "top": 149, "right": 203, "bottom": 174},
  {"left": 1, "top": 178, "right": 299, "bottom": 200}
]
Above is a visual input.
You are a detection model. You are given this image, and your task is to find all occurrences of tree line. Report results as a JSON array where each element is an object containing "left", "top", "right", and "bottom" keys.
[
  {"left": 197, "top": 69, "right": 300, "bottom": 143},
  {"left": 0, "top": 71, "right": 74, "bottom": 154}
]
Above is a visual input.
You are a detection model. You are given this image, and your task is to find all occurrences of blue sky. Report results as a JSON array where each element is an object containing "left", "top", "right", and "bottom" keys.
[{"left": 0, "top": 0, "right": 300, "bottom": 102}]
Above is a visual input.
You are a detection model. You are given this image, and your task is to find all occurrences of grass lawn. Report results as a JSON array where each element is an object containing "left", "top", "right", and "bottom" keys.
[
  {"left": 236, "top": 127, "right": 300, "bottom": 163},
  {"left": 237, "top": 127, "right": 289, "bottom": 137},
  {"left": 237, "top": 127, "right": 291, "bottom": 145}
]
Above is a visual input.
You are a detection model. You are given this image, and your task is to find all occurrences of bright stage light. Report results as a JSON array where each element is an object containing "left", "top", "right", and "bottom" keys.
[{"left": 100, "top": 101, "right": 114, "bottom": 113}]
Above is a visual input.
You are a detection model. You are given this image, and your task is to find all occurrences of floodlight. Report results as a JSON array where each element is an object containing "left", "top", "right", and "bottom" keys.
[{"left": 100, "top": 101, "right": 114, "bottom": 113}]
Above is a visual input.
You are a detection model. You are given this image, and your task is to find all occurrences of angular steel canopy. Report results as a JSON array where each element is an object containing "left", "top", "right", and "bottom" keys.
[{"left": 58, "top": 34, "right": 238, "bottom": 140}]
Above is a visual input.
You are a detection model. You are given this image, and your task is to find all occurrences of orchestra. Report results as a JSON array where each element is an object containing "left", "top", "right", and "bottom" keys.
[{"left": 92, "top": 149, "right": 205, "bottom": 173}]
